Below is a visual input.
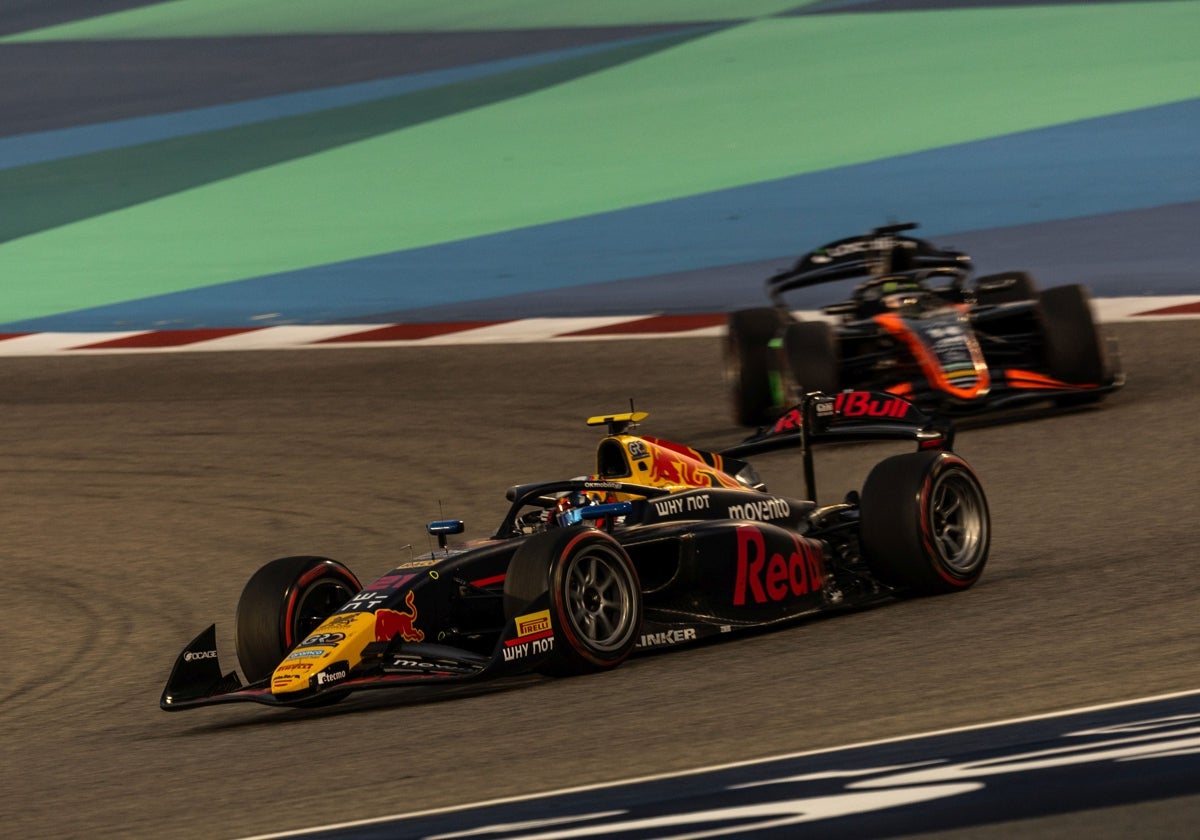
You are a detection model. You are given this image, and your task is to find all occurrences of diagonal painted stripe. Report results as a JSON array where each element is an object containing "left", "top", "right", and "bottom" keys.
[
  {"left": 77, "top": 327, "right": 263, "bottom": 349},
  {"left": 1134, "top": 300, "right": 1200, "bottom": 316},
  {"left": 0, "top": 32, "right": 695, "bottom": 169},
  {"left": 1, "top": 27, "right": 710, "bottom": 256},
  {"left": 560, "top": 314, "right": 727, "bottom": 336},
  {"left": 0, "top": 298, "right": 1194, "bottom": 357},
  {"left": 315, "top": 321, "right": 507, "bottom": 343}
]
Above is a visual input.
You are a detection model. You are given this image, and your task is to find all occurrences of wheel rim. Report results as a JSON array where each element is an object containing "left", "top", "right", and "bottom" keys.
[
  {"left": 292, "top": 577, "right": 356, "bottom": 642},
  {"left": 563, "top": 544, "right": 637, "bottom": 653},
  {"left": 929, "top": 471, "right": 988, "bottom": 574}
]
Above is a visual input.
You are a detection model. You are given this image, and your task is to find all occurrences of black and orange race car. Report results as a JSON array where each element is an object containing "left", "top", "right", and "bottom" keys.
[
  {"left": 162, "top": 392, "right": 988, "bottom": 711},
  {"left": 725, "top": 223, "right": 1124, "bottom": 426}
]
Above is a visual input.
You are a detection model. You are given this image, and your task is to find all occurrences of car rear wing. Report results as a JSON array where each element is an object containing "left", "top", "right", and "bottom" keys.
[
  {"left": 722, "top": 390, "right": 954, "bottom": 503},
  {"left": 765, "top": 223, "right": 971, "bottom": 306}
]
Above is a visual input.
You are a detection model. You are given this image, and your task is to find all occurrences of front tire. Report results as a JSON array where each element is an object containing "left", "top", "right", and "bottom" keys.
[
  {"left": 860, "top": 452, "right": 989, "bottom": 595},
  {"left": 781, "top": 320, "right": 840, "bottom": 398},
  {"left": 1038, "top": 284, "right": 1109, "bottom": 386},
  {"left": 725, "top": 307, "right": 789, "bottom": 427},
  {"left": 235, "top": 556, "right": 361, "bottom": 684},
  {"left": 504, "top": 527, "right": 642, "bottom": 676}
]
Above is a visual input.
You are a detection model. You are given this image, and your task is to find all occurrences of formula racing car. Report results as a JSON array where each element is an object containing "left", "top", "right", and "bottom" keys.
[
  {"left": 162, "top": 392, "right": 989, "bottom": 711},
  {"left": 726, "top": 223, "right": 1123, "bottom": 426}
]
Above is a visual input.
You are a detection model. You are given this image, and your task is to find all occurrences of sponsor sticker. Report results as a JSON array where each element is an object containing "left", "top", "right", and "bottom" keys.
[
  {"left": 298, "top": 632, "right": 345, "bottom": 647},
  {"left": 651, "top": 493, "right": 712, "bottom": 518},
  {"left": 340, "top": 590, "right": 389, "bottom": 612},
  {"left": 276, "top": 662, "right": 313, "bottom": 672},
  {"left": 727, "top": 497, "right": 791, "bottom": 523},
  {"left": 501, "top": 635, "right": 554, "bottom": 662},
  {"left": 184, "top": 649, "right": 218, "bottom": 662},
  {"left": 833, "top": 391, "right": 909, "bottom": 419},
  {"left": 365, "top": 572, "right": 417, "bottom": 592},
  {"left": 394, "top": 559, "right": 439, "bottom": 570},
  {"left": 734, "top": 526, "right": 827, "bottom": 606},
  {"left": 504, "top": 609, "right": 555, "bottom": 661},
  {"left": 514, "top": 609, "right": 551, "bottom": 639},
  {"left": 637, "top": 628, "right": 698, "bottom": 648},
  {"left": 311, "top": 660, "right": 350, "bottom": 690},
  {"left": 320, "top": 613, "right": 368, "bottom": 630}
]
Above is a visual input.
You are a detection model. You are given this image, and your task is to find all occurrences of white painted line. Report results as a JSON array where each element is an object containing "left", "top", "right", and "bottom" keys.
[{"left": 236, "top": 686, "right": 1200, "bottom": 840}]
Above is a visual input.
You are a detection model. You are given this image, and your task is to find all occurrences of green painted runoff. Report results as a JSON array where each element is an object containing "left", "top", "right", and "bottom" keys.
[
  {"left": 2, "top": 4, "right": 1198, "bottom": 323},
  {"left": 0, "top": 30, "right": 704, "bottom": 246},
  {"left": 1, "top": 0, "right": 815, "bottom": 40}
]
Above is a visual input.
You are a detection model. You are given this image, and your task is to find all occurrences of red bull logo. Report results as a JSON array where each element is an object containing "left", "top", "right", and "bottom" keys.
[
  {"left": 772, "top": 408, "right": 803, "bottom": 433},
  {"left": 643, "top": 439, "right": 740, "bottom": 489},
  {"left": 374, "top": 590, "right": 425, "bottom": 643},
  {"left": 734, "top": 526, "right": 826, "bottom": 606},
  {"left": 833, "top": 391, "right": 910, "bottom": 419}
]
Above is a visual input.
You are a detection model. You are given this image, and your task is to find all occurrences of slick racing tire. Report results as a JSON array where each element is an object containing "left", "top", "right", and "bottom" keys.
[
  {"left": 235, "top": 555, "right": 361, "bottom": 684},
  {"left": 781, "top": 321, "right": 840, "bottom": 399},
  {"left": 1038, "top": 284, "right": 1111, "bottom": 401},
  {"left": 860, "top": 452, "right": 989, "bottom": 595},
  {"left": 504, "top": 526, "right": 642, "bottom": 676},
  {"left": 973, "top": 271, "right": 1037, "bottom": 304},
  {"left": 725, "top": 307, "right": 790, "bottom": 427}
]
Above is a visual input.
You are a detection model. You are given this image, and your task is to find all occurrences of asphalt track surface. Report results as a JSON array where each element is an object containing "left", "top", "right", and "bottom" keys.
[{"left": 1, "top": 320, "right": 1197, "bottom": 839}]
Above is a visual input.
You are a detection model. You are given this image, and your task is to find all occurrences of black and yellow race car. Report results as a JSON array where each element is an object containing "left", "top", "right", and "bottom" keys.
[
  {"left": 726, "top": 223, "right": 1124, "bottom": 426},
  {"left": 162, "top": 392, "right": 988, "bottom": 711}
]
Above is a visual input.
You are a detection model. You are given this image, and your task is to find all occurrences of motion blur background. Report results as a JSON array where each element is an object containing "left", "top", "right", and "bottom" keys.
[
  {"left": 3, "top": 0, "right": 1198, "bottom": 332},
  {"left": 3, "top": 4, "right": 1199, "bottom": 839}
]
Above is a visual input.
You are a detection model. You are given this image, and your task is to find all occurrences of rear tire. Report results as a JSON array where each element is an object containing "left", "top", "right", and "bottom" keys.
[
  {"left": 725, "top": 307, "right": 789, "bottom": 427},
  {"left": 235, "top": 556, "right": 361, "bottom": 684},
  {"left": 860, "top": 452, "right": 989, "bottom": 595},
  {"left": 504, "top": 527, "right": 642, "bottom": 676},
  {"left": 781, "top": 321, "right": 840, "bottom": 398}
]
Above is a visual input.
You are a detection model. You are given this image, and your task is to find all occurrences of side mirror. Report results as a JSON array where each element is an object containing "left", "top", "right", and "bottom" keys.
[{"left": 427, "top": 519, "right": 465, "bottom": 550}]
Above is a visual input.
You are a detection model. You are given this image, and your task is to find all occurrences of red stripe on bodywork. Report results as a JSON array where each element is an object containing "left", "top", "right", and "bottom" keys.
[
  {"left": 505, "top": 629, "right": 554, "bottom": 647},
  {"left": 561, "top": 314, "right": 726, "bottom": 336},
  {"left": 0, "top": 333, "right": 32, "bottom": 342},
  {"left": 316, "top": 321, "right": 505, "bottom": 343},
  {"left": 78, "top": 328, "right": 263, "bottom": 349},
  {"left": 470, "top": 573, "right": 506, "bottom": 588}
]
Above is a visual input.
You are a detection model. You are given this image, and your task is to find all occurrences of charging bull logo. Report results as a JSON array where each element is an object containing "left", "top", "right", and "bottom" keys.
[
  {"left": 374, "top": 590, "right": 425, "bottom": 643},
  {"left": 643, "top": 438, "right": 741, "bottom": 489}
]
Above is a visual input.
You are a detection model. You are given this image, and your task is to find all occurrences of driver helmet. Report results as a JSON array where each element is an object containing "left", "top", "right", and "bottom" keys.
[
  {"left": 554, "top": 490, "right": 595, "bottom": 527},
  {"left": 548, "top": 487, "right": 618, "bottom": 528},
  {"left": 880, "top": 277, "right": 923, "bottom": 308}
]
